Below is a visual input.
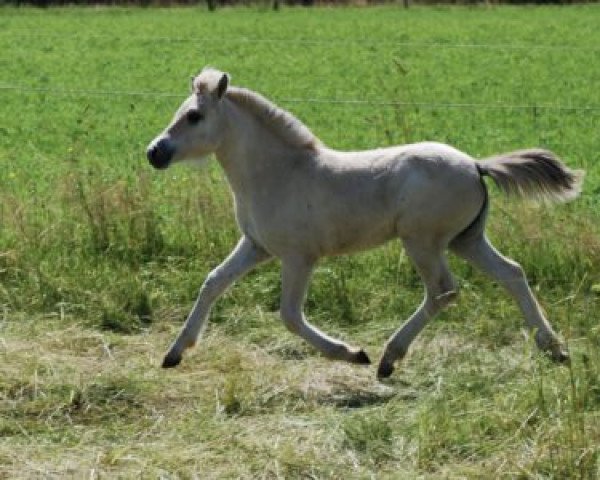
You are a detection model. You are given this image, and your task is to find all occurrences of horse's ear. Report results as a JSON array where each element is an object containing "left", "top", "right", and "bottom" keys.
[{"left": 217, "top": 73, "right": 229, "bottom": 99}]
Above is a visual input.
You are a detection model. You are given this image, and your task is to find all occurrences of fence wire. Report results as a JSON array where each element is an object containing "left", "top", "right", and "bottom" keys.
[
  {"left": 2, "top": 32, "right": 600, "bottom": 52},
  {"left": 1, "top": 84, "right": 600, "bottom": 113}
]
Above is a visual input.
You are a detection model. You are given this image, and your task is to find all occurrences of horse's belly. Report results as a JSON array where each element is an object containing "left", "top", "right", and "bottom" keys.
[
  {"left": 244, "top": 208, "right": 396, "bottom": 258},
  {"left": 320, "top": 218, "right": 396, "bottom": 256}
]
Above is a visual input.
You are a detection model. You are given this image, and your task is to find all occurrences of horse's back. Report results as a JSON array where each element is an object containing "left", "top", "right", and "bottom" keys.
[{"left": 306, "top": 142, "right": 486, "bottom": 252}]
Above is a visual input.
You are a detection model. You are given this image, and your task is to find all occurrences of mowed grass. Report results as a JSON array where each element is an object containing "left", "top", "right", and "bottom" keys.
[{"left": 1, "top": 4, "right": 600, "bottom": 478}]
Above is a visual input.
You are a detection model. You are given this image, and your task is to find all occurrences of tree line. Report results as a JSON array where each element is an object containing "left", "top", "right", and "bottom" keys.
[{"left": 4, "top": 0, "right": 585, "bottom": 7}]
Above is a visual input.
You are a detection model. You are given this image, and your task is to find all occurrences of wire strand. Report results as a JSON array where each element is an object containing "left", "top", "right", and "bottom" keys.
[
  {"left": 1, "top": 84, "right": 599, "bottom": 113},
  {"left": 2, "top": 32, "right": 599, "bottom": 52}
]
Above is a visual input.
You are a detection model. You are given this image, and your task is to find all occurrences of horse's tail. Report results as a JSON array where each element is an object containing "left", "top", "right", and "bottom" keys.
[{"left": 477, "top": 149, "right": 584, "bottom": 203}]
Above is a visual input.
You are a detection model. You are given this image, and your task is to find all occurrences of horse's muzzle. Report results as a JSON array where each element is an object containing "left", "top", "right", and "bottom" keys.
[{"left": 147, "top": 138, "right": 175, "bottom": 170}]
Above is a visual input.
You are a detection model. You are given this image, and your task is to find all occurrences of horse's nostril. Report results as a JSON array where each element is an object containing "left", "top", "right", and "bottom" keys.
[{"left": 147, "top": 144, "right": 158, "bottom": 162}]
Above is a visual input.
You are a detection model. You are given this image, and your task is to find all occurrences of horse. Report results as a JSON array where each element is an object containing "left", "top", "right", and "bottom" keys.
[{"left": 146, "top": 67, "right": 583, "bottom": 378}]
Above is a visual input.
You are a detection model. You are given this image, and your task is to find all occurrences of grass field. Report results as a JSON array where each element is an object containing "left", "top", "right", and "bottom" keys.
[{"left": 1, "top": 4, "right": 600, "bottom": 478}]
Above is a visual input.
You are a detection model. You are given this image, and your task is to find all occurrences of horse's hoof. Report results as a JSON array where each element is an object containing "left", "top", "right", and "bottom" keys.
[
  {"left": 352, "top": 349, "right": 371, "bottom": 365},
  {"left": 550, "top": 348, "right": 570, "bottom": 364},
  {"left": 162, "top": 352, "right": 182, "bottom": 368},
  {"left": 540, "top": 338, "right": 570, "bottom": 365},
  {"left": 376, "top": 361, "right": 394, "bottom": 379}
]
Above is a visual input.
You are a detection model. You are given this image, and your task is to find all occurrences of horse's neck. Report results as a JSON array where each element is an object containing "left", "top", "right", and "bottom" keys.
[{"left": 215, "top": 102, "right": 312, "bottom": 196}]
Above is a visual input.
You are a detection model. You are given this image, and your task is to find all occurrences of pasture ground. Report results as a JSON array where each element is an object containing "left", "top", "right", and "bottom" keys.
[{"left": 1, "top": 5, "right": 600, "bottom": 478}]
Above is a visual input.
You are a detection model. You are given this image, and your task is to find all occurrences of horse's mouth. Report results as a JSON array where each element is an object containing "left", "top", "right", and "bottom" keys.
[
  {"left": 147, "top": 138, "right": 175, "bottom": 170},
  {"left": 149, "top": 154, "right": 171, "bottom": 170}
]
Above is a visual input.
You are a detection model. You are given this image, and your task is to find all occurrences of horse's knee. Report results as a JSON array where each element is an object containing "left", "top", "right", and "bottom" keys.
[
  {"left": 499, "top": 259, "right": 527, "bottom": 289},
  {"left": 507, "top": 260, "right": 525, "bottom": 280},
  {"left": 201, "top": 269, "right": 226, "bottom": 299}
]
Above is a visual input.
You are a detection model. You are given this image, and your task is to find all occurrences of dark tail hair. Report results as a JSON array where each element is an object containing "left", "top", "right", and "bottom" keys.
[{"left": 477, "top": 149, "right": 584, "bottom": 203}]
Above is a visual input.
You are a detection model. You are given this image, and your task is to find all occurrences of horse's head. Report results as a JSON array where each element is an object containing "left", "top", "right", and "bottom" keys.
[{"left": 146, "top": 68, "right": 230, "bottom": 169}]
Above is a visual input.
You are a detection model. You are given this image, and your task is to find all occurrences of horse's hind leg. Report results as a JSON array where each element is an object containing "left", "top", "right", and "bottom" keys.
[
  {"left": 280, "top": 255, "right": 371, "bottom": 365},
  {"left": 450, "top": 233, "right": 568, "bottom": 362},
  {"left": 378, "top": 238, "right": 458, "bottom": 379},
  {"left": 162, "top": 236, "right": 271, "bottom": 368}
]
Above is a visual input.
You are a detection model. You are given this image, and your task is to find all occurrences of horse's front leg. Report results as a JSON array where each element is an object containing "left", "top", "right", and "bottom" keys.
[
  {"left": 162, "top": 235, "right": 271, "bottom": 368},
  {"left": 280, "top": 255, "right": 371, "bottom": 365}
]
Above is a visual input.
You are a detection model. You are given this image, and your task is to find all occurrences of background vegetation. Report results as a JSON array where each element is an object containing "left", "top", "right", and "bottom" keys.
[
  {"left": 1, "top": 4, "right": 599, "bottom": 478},
  {"left": 2, "top": 0, "right": 595, "bottom": 9}
]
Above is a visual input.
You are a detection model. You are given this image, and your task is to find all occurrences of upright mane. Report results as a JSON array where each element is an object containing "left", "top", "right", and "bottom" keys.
[{"left": 226, "top": 86, "right": 321, "bottom": 151}]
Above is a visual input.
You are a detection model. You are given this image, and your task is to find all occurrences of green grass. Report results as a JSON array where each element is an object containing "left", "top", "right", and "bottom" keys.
[{"left": 1, "top": 4, "right": 600, "bottom": 478}]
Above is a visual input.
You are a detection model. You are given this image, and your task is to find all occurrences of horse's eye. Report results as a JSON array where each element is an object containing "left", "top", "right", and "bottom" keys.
[{"left": 187, "top": 110, "right": 204, "bottom": 125}]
